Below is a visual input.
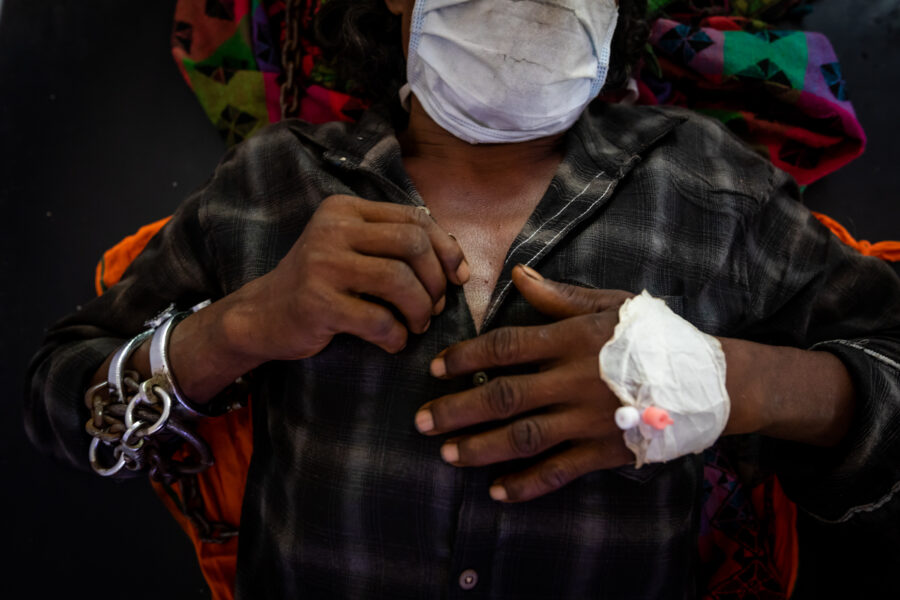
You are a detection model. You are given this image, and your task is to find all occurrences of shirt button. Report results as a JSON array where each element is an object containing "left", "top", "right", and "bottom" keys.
[
  {"left": 472, "top": 371, "right": 488, "bottom": 386},
  {"left": 458, "top": 568, "right": 478, "bottom": 590}
]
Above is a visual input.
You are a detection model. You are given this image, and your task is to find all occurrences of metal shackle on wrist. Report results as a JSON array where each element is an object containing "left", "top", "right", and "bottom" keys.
[{"left": 87, "top": 300, "right": 217, "bottom": 478}]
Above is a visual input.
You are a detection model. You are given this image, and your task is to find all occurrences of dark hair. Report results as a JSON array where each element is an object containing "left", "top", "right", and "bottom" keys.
[
  {"left": 314, "top": 0, "right": 649, "bottom": 108},
  {"left": 608, "top": 0, "right": 650, "bottom": 91}
]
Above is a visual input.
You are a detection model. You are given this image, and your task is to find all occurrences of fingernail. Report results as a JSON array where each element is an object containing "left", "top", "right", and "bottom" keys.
[
  {"left": 448, "top": 233, "right": 457, "bottom": 241},
  {"left": 518, "top": 264, "right": 543, "bottom": 281},
  {"left": 430, "top": 357, "right": 446, "bottom": 378},
  {"left": 441, "top": 443, "right": 459, "bottom": 463},
  {"left": 433, "top": 295, "right": 446, "bottom": 315},
  {"left": 489, "top": 485, "right": 508, "bottom": 501},
  {"left": 422, "top": 318, "right": 431, "bottom": 333},
  {"left": 415, "top": 409, "right": 434, "bottom": 433}
]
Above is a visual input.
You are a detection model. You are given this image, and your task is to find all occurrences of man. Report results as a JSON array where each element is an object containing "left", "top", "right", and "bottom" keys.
[{"left": 26, "top": 0, "right": 900, "bottom": 597}]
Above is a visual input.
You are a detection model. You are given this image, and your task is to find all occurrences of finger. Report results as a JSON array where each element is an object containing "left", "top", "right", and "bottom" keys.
[
  {"left": 489, "top": 440, "right": 633, "bottom": 503},
  {"left": 351, "top": 199, "right": 470, "bottom": 285},
  {"left": 425, "top": 222, "right": 470, "bottom": 287},
  {"left": 511, "top": 264, "right": 634, "bottom": 319},
  {"left": 329, "top": 294, "right": 409, "bottom": 354},
  {"left": 431, "top": 319, "right": 591, "bottom": 378},
  {"left": 350, "top": 222, "right": 447, "bottom": 311},
  {"left": 417, "top": 368, "right": 575, "bottom": 434},
  {"left": 346, "top": 254, "right": 435, "bottom": 334},
  {"left": 440, "top": 411, "right": 591, "bottom": 467}
]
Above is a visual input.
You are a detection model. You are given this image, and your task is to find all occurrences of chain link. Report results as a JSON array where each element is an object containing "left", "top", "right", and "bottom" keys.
[
  {"left": 165, "top": 475, "right": 240, "bottom": 544},
  {"left": 280, "top": 0, "right": 304, "bottom": 119},
  {"left": 85, "top": 372, "right": 213, "bottom": 479},
  {"left": 84, "top": 301, "right": 248, "bottom": 543},
  {"left": 86, "top": 371, "right": 237, "bottom": 541}
]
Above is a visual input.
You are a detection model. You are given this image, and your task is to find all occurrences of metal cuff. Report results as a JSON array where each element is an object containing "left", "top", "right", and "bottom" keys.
[
  {"left": 87, "top": 300, "right": 221, "bottom": 478},
  {"left": 149, "top": 310, "right": 203, "bottom": 418}
]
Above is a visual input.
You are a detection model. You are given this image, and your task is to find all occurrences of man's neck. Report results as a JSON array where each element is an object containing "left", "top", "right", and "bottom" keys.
[{"left": 398, "top": 96, "right": 564, "bottom": 181}]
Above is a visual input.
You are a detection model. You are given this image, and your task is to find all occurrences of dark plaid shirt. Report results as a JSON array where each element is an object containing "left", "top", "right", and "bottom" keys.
[{"left": 27, "top": 103, "right": 900, "bottom": 599}]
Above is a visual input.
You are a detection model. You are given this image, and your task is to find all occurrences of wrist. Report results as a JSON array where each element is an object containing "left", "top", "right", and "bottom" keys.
[
  {"left": 719, "top": 337, "right": 774, "bottom": 437},
  {"left": 762, "top": 347, "right": 855, "bottom": 446},
  {"left": 216, "top": 275, "right": 279, "bottom": 366},
  {"left": 720, "top": 338, "right": 855, "bottom": 446},
  {"left": 168, "top": 292, "right": 265, "bottom": 404}
]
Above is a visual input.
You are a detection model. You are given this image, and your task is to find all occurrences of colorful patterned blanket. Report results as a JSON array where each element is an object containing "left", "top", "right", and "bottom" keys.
[
  {"left": 645, "top": 1, "right": 864, "bottom": 186},
  {"left": 102, "top": 1, "right": 887, "bottom": 598},
  {"left": 172, "top": 0, "right": 863, "bottom": 187}
]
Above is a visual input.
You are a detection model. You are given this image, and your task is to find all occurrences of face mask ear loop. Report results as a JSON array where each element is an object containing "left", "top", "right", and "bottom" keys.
[
  {"left": 590, "top": 8, "right": 619, "bottom": 98},
  {"left": 398, "top": 83, "right": 413, "bottom": 112},
  {"left": 406, "top": 0, "right": 429, "bottom": 91}
]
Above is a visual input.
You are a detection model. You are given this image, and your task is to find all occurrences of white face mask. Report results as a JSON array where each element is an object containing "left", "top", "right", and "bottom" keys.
[{"left": 404, "top": 0, "right": 619, "bottom": 144}]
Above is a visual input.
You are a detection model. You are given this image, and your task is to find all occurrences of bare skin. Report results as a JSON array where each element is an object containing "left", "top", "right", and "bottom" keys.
[
  {"left": 400, "top": 95, "right": 564, "bottom": 330},
  {"left": 88, "top": 0, "right": 856, "bottom": 505}
]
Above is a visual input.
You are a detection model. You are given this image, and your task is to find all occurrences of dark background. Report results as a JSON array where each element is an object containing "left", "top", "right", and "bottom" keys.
[{"left": 1, "top": 0, "right": 897, "bottom": 597}]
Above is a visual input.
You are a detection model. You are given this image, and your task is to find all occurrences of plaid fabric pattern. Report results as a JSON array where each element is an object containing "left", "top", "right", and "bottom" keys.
[{"left": 26, "top": 104, "right": 900, "bottom": 598}]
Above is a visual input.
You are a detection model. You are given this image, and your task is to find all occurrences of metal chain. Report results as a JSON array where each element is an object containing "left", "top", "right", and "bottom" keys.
[
  {"left": 280, "top": 0, "right": 304, "bottom": 119},
  {"left": 165, "top": 475, "right": 240, "bottom": 544},
  {"left": 85, "top": 373, "right": 214, "bottom": 479},
  {"left": 86, "top": 372, "right": 238, "bottom": 543},
  {"left": 84, "top": 303, "right": 249, "bottom": 543}
]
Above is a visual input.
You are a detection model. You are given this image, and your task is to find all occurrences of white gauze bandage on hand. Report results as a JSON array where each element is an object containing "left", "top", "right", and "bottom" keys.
[{"left": 599, "top": 291, "right": 730, "bottom": 467}]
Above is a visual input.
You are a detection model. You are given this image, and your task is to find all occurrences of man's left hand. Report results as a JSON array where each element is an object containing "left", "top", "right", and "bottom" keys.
[{"left": 415, "top": 264, "right": 636, "bottom": 502}]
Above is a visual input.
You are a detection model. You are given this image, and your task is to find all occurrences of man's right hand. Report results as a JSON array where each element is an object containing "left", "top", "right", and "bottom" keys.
[
  {"left": 92, "top": 194, "right": 468, "bottom": 406},
  {"left": 224, "top": 194, "right": 469, "bottom": 362}
]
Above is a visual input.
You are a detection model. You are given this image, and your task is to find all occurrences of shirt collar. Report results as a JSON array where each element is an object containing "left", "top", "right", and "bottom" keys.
[
  {"left": 286, "top": 102, "right": 685, "bottom": 178},
  {"left": 285, "top": 109, "right": 400, "bottom": 170},
  {"left": 570, "top": 102, "right": 687, "bottom": 176}
]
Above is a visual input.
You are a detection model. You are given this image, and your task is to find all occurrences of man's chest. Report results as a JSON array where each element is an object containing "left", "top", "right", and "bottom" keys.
[
  {"left": 429, "top": 205, "right": 533, "bottom": 331},
  {"left": 407, "top": 166, "right": 557, "bottom": 330}
]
